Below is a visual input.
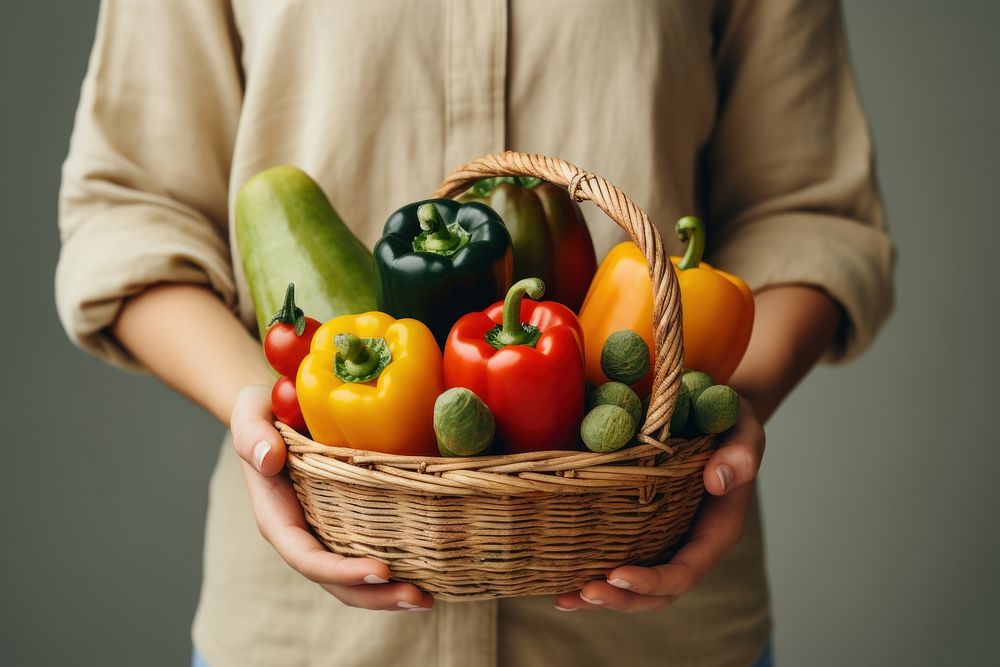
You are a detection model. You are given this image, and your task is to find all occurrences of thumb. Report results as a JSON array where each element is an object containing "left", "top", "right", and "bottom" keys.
[
  {"left": 230, "top": 384, "right": 288, "bottom": 476},
  {"left": 703, "top": 398, "right": 764, "bottom": 496}
]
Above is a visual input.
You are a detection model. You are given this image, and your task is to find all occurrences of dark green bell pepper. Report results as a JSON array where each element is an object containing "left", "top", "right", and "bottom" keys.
[
  {"left": 373, "top": 199, "right": 513, "bottom": 346},
  {"left": 455, "top": 176, "right": 597, "bottom": 312}
]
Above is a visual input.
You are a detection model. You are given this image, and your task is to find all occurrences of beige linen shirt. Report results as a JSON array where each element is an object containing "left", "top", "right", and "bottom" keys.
[{"left": 57, "top": 1, "right": 894, "bottom": 665}]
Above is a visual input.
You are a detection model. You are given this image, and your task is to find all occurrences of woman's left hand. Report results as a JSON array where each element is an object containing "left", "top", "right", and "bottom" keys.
[
  {"left": 553, "top": 285, "right": 842, "bottom": 612},
  {"left": 554, "top": 398, "right": 765, "bottom": 612}
]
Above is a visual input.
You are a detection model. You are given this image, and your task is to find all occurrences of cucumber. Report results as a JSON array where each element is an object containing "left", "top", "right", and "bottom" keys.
[{"left": 235, "top": 165, "right": 376, "bottom": 338}]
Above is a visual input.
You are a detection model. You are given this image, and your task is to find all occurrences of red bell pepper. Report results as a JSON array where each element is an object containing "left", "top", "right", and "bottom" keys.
[{"left": 444, "top": 278, "right": 585, "bottom": 453}]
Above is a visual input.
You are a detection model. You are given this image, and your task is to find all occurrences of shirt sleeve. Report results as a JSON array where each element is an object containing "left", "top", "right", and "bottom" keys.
[
  {"left": 702, "top": 0, "right": 895, "bottom": 362},
  {"left": 56, "top": 0, "right": 243, "bottom": 371}
]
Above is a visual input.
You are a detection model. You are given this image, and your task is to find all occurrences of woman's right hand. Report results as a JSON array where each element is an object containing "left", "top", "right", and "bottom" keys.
[{"left": 230, "top": 384, "right": 433, "bottom": 612}]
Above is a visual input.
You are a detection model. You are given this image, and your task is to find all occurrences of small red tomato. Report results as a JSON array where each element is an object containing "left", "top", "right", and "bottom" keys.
[
  {"left": 271, "top": 376, "right": 308, "bottom": 433},
  {"left": 265, "top": 316, "right": 321, "bottom": 377},
  {"left": 263, "top": 283, "right": 321, "bottom": 377}
]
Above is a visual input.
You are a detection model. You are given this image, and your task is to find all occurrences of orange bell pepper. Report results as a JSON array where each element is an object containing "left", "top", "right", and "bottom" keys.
[
  {"left": 296, "top": 311, "right": 442, "bottom": 455},
  {"left": 578, "top": 242, "right": 657, "bottom": 395},
  {"left": 578, "top": 217, "right": 754, "bottom": 390}
]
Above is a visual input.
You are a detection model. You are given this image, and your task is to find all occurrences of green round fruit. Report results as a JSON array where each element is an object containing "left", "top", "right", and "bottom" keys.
[
  {"left": 681, "top": 370, "right": 715, "bottom": 403},
  {"left": 590, "top": 382, "right": 642, "bottom": 427},
  {"left": 693, "top": 384, "right": 741, "bottom": 435},
  {"left": 600, "top": 330, "right": 650, "bottom": 385},
  {"left": 433, "top": 387, "right": 495, "bottom": 456},
  {"left": 669, "top": 383, "right": 691, "bottom": 433},
  {"left": 581, "top": 404, "right": 635, "bottom": 453}
]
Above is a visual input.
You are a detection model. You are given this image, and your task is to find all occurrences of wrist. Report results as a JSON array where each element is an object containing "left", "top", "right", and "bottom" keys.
[
  {"left": 726, "top": 285, "right": 842, "bottom": 423},
  {"left": 113, "top": 283, "right": 276, "bottom": 425}
]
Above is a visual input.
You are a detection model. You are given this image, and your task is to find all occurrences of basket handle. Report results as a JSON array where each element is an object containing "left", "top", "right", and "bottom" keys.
[{"left": 433, "top": 151, "right": 684, "bottom": 450}]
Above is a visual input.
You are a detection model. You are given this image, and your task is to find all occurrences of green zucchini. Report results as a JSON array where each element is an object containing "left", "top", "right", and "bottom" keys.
[{"left": 235, "top": 166, "right": 376, "bottom": 337}]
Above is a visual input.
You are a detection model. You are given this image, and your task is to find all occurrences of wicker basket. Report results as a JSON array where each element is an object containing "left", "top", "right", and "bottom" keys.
[{"left": 279, "top": 151, "right": 715, "bottom": 601}]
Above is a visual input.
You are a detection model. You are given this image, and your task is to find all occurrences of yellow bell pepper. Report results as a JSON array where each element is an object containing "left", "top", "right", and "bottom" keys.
[
  {"left": 296, "top": 311, "right": 443, "bottom": 455},
  {"left": 578, "top": 216, "right": 754, "bottom": 390}
]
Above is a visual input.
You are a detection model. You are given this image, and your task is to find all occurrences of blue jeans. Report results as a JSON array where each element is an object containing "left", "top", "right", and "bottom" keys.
[
  {"left": 752, "top": 640, "right": 774, "bottom": 667},
  {"left": 194, "top": 641, "right": 774, "bottom": 666}
]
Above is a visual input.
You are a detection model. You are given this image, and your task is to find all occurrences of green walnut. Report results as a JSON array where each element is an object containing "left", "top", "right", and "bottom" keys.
[
  {"left": 693, "top": 384, "right": 741, "bottom": 435},
  {"left": 681, "top": 370, "right": 715, "bottom": 403},
  {"left": 581, "top": 404, "right": 636, "bottom": 453},
  {"left": 590, "top": 382, "right": 643, "bottom": 428},
  {"left": 600, "top": 330, "right": 650, "bottom": 385},
  {"left": 669, "top": 383, "right": 691, "bottom": 433},
  {"left": 433, "top": 387, "right": 495, "bottom": 456}
]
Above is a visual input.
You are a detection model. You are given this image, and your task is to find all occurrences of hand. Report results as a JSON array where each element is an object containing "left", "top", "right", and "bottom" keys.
[
  {"left": 230, "top": 384, "right": 433, "bottom": 611},
  {"left": 554, "top": 399, "right": 765, "bottom": 612}
]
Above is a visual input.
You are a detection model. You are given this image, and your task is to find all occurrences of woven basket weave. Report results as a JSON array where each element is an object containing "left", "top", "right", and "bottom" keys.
[{"left": 279, "top": 151, "right": 715, "bottom": 601}]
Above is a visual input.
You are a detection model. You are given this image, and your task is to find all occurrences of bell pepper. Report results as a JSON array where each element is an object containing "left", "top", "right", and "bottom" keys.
[
  {"left": 578, "top": 242, "right": 657, "bottom": 396},
  {"left": 456, "top": 177, "right": 597, "bottom": 312},
  {"left": 672, "top": 216, "right": 755, "bottom": 382},
  {"left": 296, "top": 312, "right": 443, "bottom": 456},
  {"left": 374, "top": 199, "right": 512, "bottom": 347},
  {"left": 444, "top": 278, "right": 585, "bottom": 454},
  {"left": 578, "top": 216, "right": 754, "bottom": 389}
]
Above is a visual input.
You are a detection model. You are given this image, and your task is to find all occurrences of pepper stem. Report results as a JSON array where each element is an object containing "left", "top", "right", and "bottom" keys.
[
  {"left": 488, "top": 278, "right": 545, "bottom": 348},
  {"left": 675, "top": 216, "right": 706, "bottom": 270},
  {"left": 335, "top": 333, "right": 378, "bottom": 378},
  {"left": 266, "top": 283, "right": 306, "bottom": 335},
  {"left": 416, "top": 204, "right": 459, "bottom": 253}
]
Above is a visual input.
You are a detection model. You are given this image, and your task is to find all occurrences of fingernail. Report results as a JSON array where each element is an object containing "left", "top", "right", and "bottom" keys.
[
  {"left": 363, "top": 574, "right": 389, "bottom": 584},
  {"left": 579, "top": 593, "right": 604, "bottom": 605},
  {"left": 716, "top": 464, "right": 733, "bottom": 493},
  {"left": 253, "top": 441, "right": 271, "bottom": 471},
  {"left": 554, "top": 605, "right": 577, "bottom": 612},
  {"left": 608, "top": 578, "right": 632, "bottom": 590},
  {"left": 397, "top": 601, "right": 420, "bottom": 609}
]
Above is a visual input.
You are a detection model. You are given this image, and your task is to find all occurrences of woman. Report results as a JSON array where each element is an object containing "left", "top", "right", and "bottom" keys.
[{"left": 56, "top": 1, "right": 893, "bottom": 665}]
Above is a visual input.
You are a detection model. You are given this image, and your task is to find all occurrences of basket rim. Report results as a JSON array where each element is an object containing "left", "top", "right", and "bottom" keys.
[{"left": 278, "top": 421, "right": 715, "bottom": 472}]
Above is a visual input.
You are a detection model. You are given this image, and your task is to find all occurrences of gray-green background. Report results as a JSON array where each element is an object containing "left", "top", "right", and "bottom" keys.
[{"left": 2, "top": 1, "right": 997, "bottom": 665}]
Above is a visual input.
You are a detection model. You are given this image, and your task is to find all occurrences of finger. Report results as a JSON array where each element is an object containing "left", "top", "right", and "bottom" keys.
[
  {"left": 244, "top": 463, "right": 434, "bottom": 611},
  {"left": 553, "top": 590, "right": 592, "bottom": 611},
  {"left": 323, "top": 583, "right": 434, "bottom": 612},
  {"left": 605, "top": 485, "right": 754, "bottom": 598},
  {"left": 558, "top": 580, "right": 674, "bottom": 613},
  {"left": 703, "top": 398, "right": 764, "bottom": 496},
  {"left": 231, "top": 384, "right": 287, "bottom": 475},
  {"left": 242, "top": 462, "right": 391, "bottom": 585}
]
